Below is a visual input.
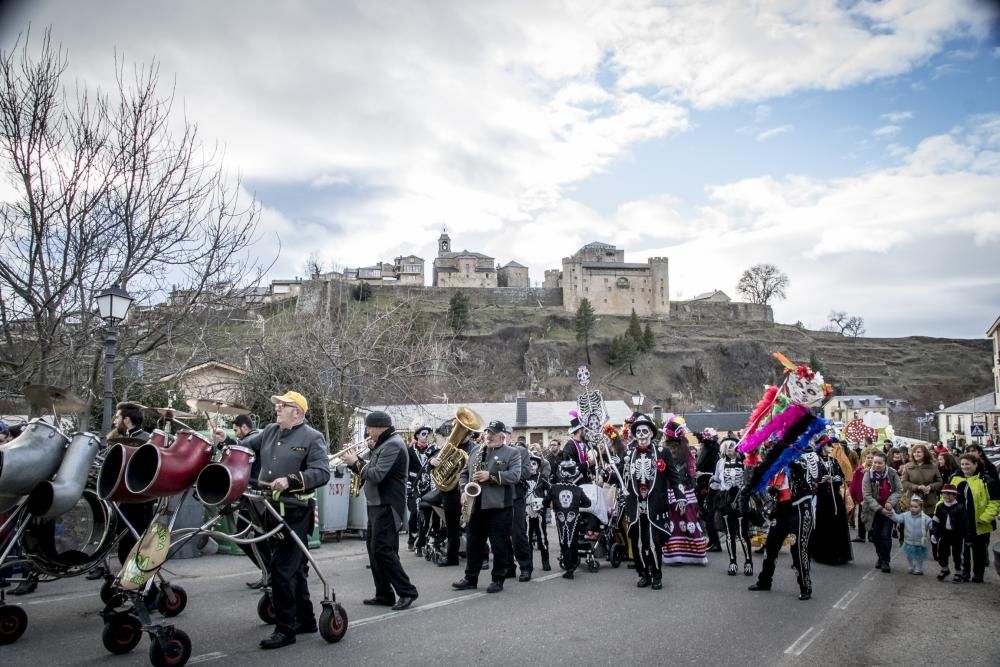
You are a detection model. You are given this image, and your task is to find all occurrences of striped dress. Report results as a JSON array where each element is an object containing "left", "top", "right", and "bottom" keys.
[{"left": 662, "top": 442, "right": 709, "bottom": 565}]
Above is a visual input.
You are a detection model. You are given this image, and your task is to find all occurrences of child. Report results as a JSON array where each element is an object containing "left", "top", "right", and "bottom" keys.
[
  {"left": 931, "top": 484, "right": 966, "bottom": 582},
  {"left": 891, "top": 495, "right": 933, "bottom": 575},
  {"left": 526, "top": 453, "right": 552, "bottom": 571},
  {"left": 549, "top": 460, "right": 591, "bottom": 579}
]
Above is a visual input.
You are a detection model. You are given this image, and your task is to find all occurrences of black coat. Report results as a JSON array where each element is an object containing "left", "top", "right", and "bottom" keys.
[{"left": 621, "top": 442, "right": 685, "bottom": 533}]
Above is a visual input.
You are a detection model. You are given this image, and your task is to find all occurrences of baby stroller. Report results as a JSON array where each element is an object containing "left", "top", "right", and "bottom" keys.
[{"left": 416, "top": 490, "right": 449, "bottom": 564}]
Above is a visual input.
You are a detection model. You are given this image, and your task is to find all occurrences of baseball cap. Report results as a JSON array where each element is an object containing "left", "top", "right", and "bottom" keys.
[
  {"left": 485, "top": 420, "right": 507, "bottom": 434},
  {"left": 271, "top": 390, "right": 308, "bottom": 413}
]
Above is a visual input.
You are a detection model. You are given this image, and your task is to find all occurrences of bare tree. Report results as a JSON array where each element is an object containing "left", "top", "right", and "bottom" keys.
[
  {"left": 735, "top": 263, "right": 789, "bottom": 305},
  {"left": 306, "top": 251, "right": 324, "bottom": 278},
  {"left": 827, "top": 310, "right": 866, "bottom": 337},
  {"left": 0, "top": 29, "right": 263, "bottom": 425}
]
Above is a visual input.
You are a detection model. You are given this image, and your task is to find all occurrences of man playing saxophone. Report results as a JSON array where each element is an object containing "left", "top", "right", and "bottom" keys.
[{"left": 451, "top": 420, "right": 522, "bottom": 594}]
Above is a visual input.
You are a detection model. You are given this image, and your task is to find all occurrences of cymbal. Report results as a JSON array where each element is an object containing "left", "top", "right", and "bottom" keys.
[
  {"left": 186, "top": 398, "right": 250, "bottom": 416},
  {"left": 147, "top": 407, "right": 196, "bottom": 419},
  {"left": 22, "top": 384, "right": 87, "bottom": 413}
]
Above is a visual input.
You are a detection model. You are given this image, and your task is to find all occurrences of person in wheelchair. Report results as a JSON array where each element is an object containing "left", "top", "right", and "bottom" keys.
[{"left": 549, "top": 460, "right": 591, "bottom": 579}]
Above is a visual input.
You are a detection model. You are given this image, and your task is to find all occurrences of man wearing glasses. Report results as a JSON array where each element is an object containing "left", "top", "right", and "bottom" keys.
[{"left": 238, "top": 390, "right": 331, "bottom": 650}]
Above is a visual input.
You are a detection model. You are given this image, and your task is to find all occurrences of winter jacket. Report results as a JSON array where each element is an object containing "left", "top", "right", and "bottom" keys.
[
  {"left": 931, "top": 501, "right": 966, "bottom": 540},
  {"left": 949, "top": 473, "right": 1000, "bottom": 537},
  {"left": 861, "top": 467, "right": 902, "bottom": 527},
  {"left": 901, "top": 462, "right": 943, "bottom": 512},
  {"left": 890, "top": 511, "right": 932, "bottom": 547},
  {"left": 849, "top": 465, "right": 868, "bottom": 503}
]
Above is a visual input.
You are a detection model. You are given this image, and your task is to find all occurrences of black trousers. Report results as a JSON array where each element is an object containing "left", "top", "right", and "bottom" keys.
[
  {"left": 406, "top": 492, "right": 420, "bottom": 545},
  {"left": 117, "top": 501, "right": 155, "bottom": 565},
  {"left": 366, "top": 505, "right": 418, "bottom": 601},
  {"left": 527, "top": 515, "right": 549, "bottom": 567},
  {"left": 235, "top": 499, "right": 271, "bottom": 572},
  {"left": 757, "top": 500, "right": 814, "bottom": 594},
  {"left": 871, "top": 512, "right": 894, "bottom": 564},
  {"left": 626, "top": 513, "right": 665, "bottom": 581},
  {"left": 937, "top": 530, "right": 963, "bottom": 571},
  {"left": 962, "top": 532, "right": 989, "bottom": 580},
  {"left": 506, "top": 494, "right": 532, "bottom": 573},
  {"left": 464, "top": 506, "right": 512, "bottom": 583},
  {"left": 441, "top": 487, "right": 462, "bottom": 561},
  {"left": 266, "top": 503, "right": 315, "bottom": 636},
  {"left": 722, "top": 513, "right": 752, "bottom": 566}
]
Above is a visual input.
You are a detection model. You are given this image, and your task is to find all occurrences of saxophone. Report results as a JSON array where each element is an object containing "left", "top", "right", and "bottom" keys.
[
  {"left": 461, "top": 442, "right": 489, "bottom": 524},
  {"left": 431, "top": 406, "right": 484, "bottom": 492}
]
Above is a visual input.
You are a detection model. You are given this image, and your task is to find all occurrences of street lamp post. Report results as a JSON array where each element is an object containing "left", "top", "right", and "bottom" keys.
[{"left": 95, "top": 284, "right": 134, "bottom": 434}]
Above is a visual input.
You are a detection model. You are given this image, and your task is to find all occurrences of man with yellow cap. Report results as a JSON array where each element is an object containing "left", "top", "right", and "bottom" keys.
[{"left": 238, "top": 390, "right": 331, "bottom": 650}]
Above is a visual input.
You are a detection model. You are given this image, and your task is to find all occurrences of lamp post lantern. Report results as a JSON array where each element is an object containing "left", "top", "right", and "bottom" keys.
[{"left": 96, "top": 284, "right": 134, "bottom": 434}]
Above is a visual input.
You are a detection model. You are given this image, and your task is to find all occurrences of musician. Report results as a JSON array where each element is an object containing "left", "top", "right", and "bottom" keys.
[
  {"left": 240, "top": 391, "right": 331, "bottom": 649},
  {"left": 452, "top": 420, "right": 522, "bottom": 594},
  {"left": 405, "top": 425, "right": 430, "bottom": 550},
  {"left": 342, "top": 411, "right": 419, "bottom": 611},
  {"left": 561, "top": 416, "right": 592, "bottom": 483},
  {"left": 526, "top": 452, "right": 551, "bottom": 571},
  {"left": 430, "top": 419, "right": 473, "bottom": 567},
  {"left": 112, "top": 402, "right": 155, "bottom": 567},
  {"left": 413, "top": 430, "right": 441, "bottom": 556},
  {"left": 506, "top": 430, "right": 534, "bottom": 582},
  {"left": 621, "top": 413, "right": 686, "bottom": 590}
]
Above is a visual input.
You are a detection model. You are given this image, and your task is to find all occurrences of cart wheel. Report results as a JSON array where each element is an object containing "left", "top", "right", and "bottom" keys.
[
  {"left": 256, "top": 593, "right": 277, "bottom": 625},
  {"left": 610, "top": 544, "right": 625, "bottom": 569},
  {"left": 0, "top": 605, "right": 28, "bottom": 645},
  {"left": 101, "top": 614, "right": 142, "bottom": 655},
  {"left": 157, "top": 586, "right": 187, "bottom": 618},
  {"left": 149, "top": 629, "right": 191, "bottom": 667},
  {"left": 319, "top": 603, "right": 348, "bottom": 643}
]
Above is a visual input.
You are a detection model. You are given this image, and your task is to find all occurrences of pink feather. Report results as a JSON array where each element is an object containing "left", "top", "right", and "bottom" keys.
[{"left": 737, "top": 404, "right": 809, "bottom": 453}]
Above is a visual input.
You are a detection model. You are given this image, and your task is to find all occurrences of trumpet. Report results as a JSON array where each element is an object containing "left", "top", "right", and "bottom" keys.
[{"left": 328, "top": 438, "right": 370, "bottom": 467}]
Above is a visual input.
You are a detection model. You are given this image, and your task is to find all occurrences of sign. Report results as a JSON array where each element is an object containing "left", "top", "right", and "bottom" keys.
[{"left": 970, "top": 423, "right": 986, "bottom": 437}]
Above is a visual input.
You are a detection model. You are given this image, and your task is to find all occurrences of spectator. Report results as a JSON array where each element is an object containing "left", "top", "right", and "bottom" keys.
[
  {"left": 931, "top": 484, "right": 965, "bottom": 582},
  {"left": 963, "top": 443, "right": 998, "bottom": 480},
  {"left": 937, "top": 451, "right": 959, "bottom": 485},
  {"left": 861, "top": 451, "right": 903, "bottom": 573},
  {"left": 850, "top": 448, "right": 876, "bottom": 543},
  {"left": 949, "top": 454, "right": 1000, "bottom": 583},
  {"left": 891, "top": 495, "right": 933, "bottom": 575},
  {"left": 901, "top": 444, "right": 943, "bottom": 515},
  {"left": 889, "top": 448, "right": 905, "bottom": 473}
]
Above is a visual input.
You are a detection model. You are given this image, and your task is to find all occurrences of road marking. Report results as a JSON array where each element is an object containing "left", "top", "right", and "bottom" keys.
[
  {"left": 351, "top": 592, "right": 487, "bottom": 627},
  {"left": 532, "top": 573, "right": 563, "bottom": 583},
  {"left": 833, "top": 590, "right": 858, "bottom": 610},
  {"left": 862, "top": 568, "right": 878, "bottom": 581},
  {"left": 784, "top": 626, "right": 823, "bottom": 656},
  {"left": 189, "top": 653, "right": 228, "bottom": 664},
  {"left": 25, "top": 592, "right": 95, "bottom": 606}
]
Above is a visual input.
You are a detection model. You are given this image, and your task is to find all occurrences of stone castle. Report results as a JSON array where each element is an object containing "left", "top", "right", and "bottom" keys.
[{"left": 296, "top": 233, "right": 771, "bottom": 323}]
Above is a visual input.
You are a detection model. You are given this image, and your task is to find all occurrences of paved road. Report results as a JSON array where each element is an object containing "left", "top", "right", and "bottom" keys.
[{"left": 3, "top": 529, "right": 998, "bottom": 666}]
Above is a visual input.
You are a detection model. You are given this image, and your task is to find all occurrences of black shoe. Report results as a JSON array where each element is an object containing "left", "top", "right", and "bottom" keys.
[
  {"left": 437, "top": 559, "right": 460, "bottom": 567},
  {"left": 971, "top": 575, "right": 985, "bottom": 583},
  {"left": 260, "top": 631, "right": 296, "bottom": 649},
  {"left": 392, "top": 595, "right": 418, "bottom": 610},
  {"left": 362, "top": 597, "right": 395, "bottom": 606},
  {"left": 12, "top": 575, "right": 38, "bottom": 596},
  {"left": 707, "top": 544, "right": 723, "bottom": 553},
  {"left": 637, "top": 577, "right": 650, "bottom": 588},
  {"left": 798, "top": 591, "right": 812, "bottom": 601},
  {"left": 486, "top": 581, "right": 504, "bottom": 594},
  {"left": 562, "top": 570, "right": 574, "bottom": 579},
  {"left": 748, "top": 582, "right": 771, "bottom": 591},
  {"left": 727, "top": 562, "right": 738, "bottom": 576},
  {"left": 881, "top": 562, "right": 891, "bottom": 573},
  {"left": 541, "top": 561, "right": 551, "bottom": 571},
  {"left": 452, "top": 578, "right": 478, "bottom": 590},
  {"left": 85, "top": 566, "right": 106, "bottom": 580},
  {"left": 937, "top": 569, "right": 950, "bottom": 581},
  {"left": 296, "top": 619, "right": 318, "bottom": 634},
  {"left": 875, "top": 559, "right": 883, "bottom": 569},
  {"left": 851, "top": 538, "right": 865, "bottom": 543},
  {"left": 246, "top": 578, "right": 265, "bottom": 590},
  {"left": 651, "top": 579, "right": 663, "bottom": 590},
  {"left": 481, "top": 561, "right": 489, "bottom": 570},
  {"left": 518, "top": 572, "right": 532, "bottom": 582},
  {"left": 503, "top": 568, "right": 517, "bottom": 579}
]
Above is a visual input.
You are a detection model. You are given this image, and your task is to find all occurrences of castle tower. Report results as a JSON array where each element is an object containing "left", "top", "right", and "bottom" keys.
[
  {"left": 649, "top": 257, "right": 670, "bottom": 316},
  {"left": 438, "top": 229, "right": 451, "bottom": 256}
]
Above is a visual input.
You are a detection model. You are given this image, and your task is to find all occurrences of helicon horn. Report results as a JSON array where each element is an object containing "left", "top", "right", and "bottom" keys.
[
  {"left": 124, "top": 430, "right": 214, "bottom": 498},
  {"left": 27, "top": 431, "right": 102, "bottom": 519},
  {"left": 0, "top": 420, "right": 69, "bottom": 512},
  {"left": 195, "top": 445, "right": 255, "bottom": 506}
]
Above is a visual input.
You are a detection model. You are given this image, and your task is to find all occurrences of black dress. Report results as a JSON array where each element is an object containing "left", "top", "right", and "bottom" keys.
[{"left": 809, "top": 456, "right": 853, "bottom": 565}]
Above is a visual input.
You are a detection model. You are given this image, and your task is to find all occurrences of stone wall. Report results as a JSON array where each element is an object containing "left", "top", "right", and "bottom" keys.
[{"left": 669, "top": 300, "right": 773, "bottom": 322}]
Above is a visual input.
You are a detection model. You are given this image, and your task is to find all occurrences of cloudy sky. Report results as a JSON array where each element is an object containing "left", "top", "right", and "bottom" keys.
[{"left": 3, "top": 0, "right": 999, "bottom": 338}]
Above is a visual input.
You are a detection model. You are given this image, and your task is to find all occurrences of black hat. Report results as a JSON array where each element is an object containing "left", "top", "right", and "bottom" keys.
[
  {"left": 630, "top": 413, "right": 657, "bottom": 436},
  {"left": 233, "top": 414, "right": 254, "bottom": 428},
  {"left": 568, "top": 416, "right": 583, "bottom": 434},
  {"left": 557, "top": 459, "right": 581, "bottom": 481},
  {"left": 365, "top": 410, "right": 393, "bottom": 428},
  {"left": 485, "top": 420, "right": 507, "bottom": 434}
]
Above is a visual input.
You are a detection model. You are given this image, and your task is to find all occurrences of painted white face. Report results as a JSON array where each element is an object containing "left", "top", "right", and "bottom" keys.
[
  {"left": 530, "top": 460, "right": 539, "bottom": 475},
  {"left": 576, "top": 366, "right": 591, "bottom": 386},
  {"left": 634, "top": 424, "right": 653, "bottom": 443},
  {"left": 417, "top": 430, "right": 429, "bottom": 444},
  {"left": 786, "top": 371, "right": 826, "bottom": 407}
]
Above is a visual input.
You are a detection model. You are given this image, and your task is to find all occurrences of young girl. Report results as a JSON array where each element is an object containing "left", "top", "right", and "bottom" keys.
[
  {"left": 891, "top": 495, "right": 933, "bottom": 575},
  {"left": 931, "top": 484, "right": 965, "bottom": 582}
]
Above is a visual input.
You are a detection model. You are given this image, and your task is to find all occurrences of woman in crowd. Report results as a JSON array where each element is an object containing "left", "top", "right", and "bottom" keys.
[
  {"left": 948, "top": 454, "right": 1000, "bottom": 583},
  {"left": 901, "top": 443, "right": 943, "bottom": 515},
  {"left": 809, "top": 440, "right": 853, "bottom": 565},
  {"left": 849, "top": 448, "right": 877, "bottom": 543},
  {"left": 937, "top": 451, "right": 959, "bottom": 488}
]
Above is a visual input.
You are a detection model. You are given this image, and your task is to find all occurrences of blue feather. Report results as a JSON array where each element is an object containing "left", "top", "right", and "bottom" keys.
[{"left": 752, "top": 416, "right": 829, "bottom": 494}]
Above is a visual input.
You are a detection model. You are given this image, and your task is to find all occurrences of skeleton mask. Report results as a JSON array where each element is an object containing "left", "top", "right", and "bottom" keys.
[
  {"left": 785, "top": 369, "right": 827, "bottom": 407},
  {"left": 634, "top": 424, "right": 653, "bottom": 444},
  {"left": 576, "top": 366, "right": 591, "bottom": 386}
]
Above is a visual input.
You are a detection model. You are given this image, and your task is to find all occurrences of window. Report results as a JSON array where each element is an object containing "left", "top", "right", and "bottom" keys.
[
  {"left": 404, "top": 263, "right": 420, "bottom": 273},
  {"left": 615, "top": 277, "right": 630, "bottom": 288},
  {"left": 273, "top": 285, "right": 290, "bottom": 294},
  {"left": 530, "top": 432, "right": 543, "bottom": 444}
]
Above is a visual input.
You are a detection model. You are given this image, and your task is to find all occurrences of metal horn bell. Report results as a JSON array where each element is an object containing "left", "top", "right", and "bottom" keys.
[
  {"left": 124, "top": 430, "right": 214, "bottom": 498},
  {"left": 195, "top": 445, "right": 255, "bottom": 506},
  {"left": 0, "top": 420, "right": 69, "bottom": 512},
  {"left": 28, "top": 431, "right": 102, "bottom": 519}
]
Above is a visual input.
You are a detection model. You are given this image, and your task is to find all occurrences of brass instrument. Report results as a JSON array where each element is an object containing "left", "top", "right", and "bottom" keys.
[
  {"left": 329, "top": 439, "right": 371, "bottom": 497},
  {"left": 461, "top": 441, "right": 489, "bottom": 524},
  {"left": 431, "top": 407, "right": 484, "bottom": 492}
]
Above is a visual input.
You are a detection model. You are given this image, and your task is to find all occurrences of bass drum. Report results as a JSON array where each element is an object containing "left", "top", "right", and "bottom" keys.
[{"left": 18, "top": 488, "right": 117, "bottom": 578}]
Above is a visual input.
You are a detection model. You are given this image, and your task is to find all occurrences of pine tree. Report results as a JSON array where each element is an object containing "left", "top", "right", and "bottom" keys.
[
  {"left": 642, "top": 321, "right": 654, "bottom": 352},
  {"left": 619, "top": 333, "right": 638, "bottom": 375},
  {"left": 447, "top": 291, "right": 471, "bottom": 335},
  {"left": 626, "top": 309, "right": 643, "bottom": 346},
  {"left": 575, "top": 298, "right": 597, "bottom": 364}
]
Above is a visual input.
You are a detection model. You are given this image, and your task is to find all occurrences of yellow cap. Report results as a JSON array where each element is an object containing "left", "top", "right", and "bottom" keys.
[{"left": 270, "top": 391, "right": 308, "bottom": 414}]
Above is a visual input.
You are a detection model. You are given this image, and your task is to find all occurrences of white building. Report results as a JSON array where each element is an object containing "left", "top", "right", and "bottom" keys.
[{"left": 936, "top": 392, "right": 999, "bottom": 445}]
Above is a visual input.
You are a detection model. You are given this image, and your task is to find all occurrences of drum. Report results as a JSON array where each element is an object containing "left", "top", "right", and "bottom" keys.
[
  {"left": 18, "top": 488, "right": 116, "bottom": 577},
  {"left": 148, "top": 429, "right": 171, "bottom": 449},
  {"left": 125, "top": 430, "right": 214, "bottom": 498},
  {"left": 196, "top": 445, "right": 255, "bottom": 507},
  {"left": 97, "top": 444, "right": 151, "bottom": 503},
  {"left": 0, "top": 419, "right": 69, "bottom": 512}
]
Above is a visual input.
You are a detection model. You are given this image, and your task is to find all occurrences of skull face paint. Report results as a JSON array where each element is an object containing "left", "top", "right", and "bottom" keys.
[
  {"left": 416, "top": 430, "right": 430, "bottom": 444},
  {"left": 634, "top": 424, "right": 653, "bottom": 444}
]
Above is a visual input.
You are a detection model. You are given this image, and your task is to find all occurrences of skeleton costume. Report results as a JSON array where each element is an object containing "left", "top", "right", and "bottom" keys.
[
  {"left": 711, "top": 438, "right": 753, "bottom": 576},
  {"left": 413, "top": 435, "right": 441, "bottom": 554},
  {"left": 621, "top": 414, "right": 686, "bottom": 590},
  {"left": 526, "top": 453, "right": 552, "bottom": 571},
  {"left": 406, "top": 426, "right": 433, "bottom": 550},
  {"left": 549, "top": 460, "right": 591, "bottom": 578}
]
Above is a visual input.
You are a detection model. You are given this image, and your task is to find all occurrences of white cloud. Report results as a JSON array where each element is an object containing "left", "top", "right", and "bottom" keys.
[
  {"left": 874, "top": 124, "right": 902, "bottom": 136},
  {"left": 881, "top": 111, "right": 913, "bottom": 123},
  {"left": 756, "top": 125, "right": 794, "bottom": 142}
]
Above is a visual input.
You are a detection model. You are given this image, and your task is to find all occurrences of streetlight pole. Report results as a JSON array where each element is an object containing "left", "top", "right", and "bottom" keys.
[{"left": 95, "top": 284, "right": 134, "bottom": 435}]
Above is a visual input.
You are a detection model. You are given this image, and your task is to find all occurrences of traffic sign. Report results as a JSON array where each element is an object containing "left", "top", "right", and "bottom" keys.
[{"left": 970, "top": 423, "right": 986, "bottom": 437}]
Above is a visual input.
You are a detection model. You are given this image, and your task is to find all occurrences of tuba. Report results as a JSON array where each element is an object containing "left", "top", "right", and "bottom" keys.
[{"left": 431, "top": 407, "right": 484, "bottom": 492}]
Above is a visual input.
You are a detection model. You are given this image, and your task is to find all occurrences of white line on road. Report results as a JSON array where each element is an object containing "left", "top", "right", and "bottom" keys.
[
  {"left": 531, "top": 573, "right": 563, "bottom": 583},
  {"left": 351, "top": 592, "right": 487, "bottom": 628},
  {"left": 25, "top": 592, "right": 95, "bottom": 606},
  {"left": 862, "top": 568, "right": 878, "bottom": 581},
  {"left": 188, "top": 652, "right": 228, "bottom": 664},
  {"left": 832, "top": 590, "right": 859, "bottom": 610},
  {"left": 784, "top": 627, "right": 823, "bottom": 656}
]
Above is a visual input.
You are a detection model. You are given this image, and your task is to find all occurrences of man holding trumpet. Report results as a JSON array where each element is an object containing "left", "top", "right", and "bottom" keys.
[{"left": 341, "top": 410, "right": 419, "bottom": 611}]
